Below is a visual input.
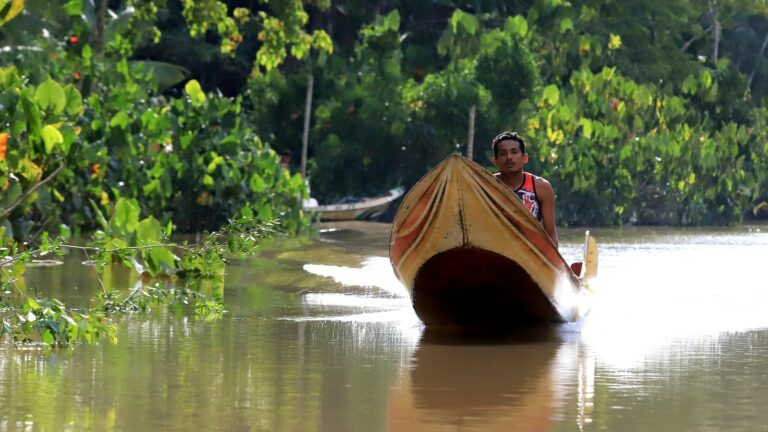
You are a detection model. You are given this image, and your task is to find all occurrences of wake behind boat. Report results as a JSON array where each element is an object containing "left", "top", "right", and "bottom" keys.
[{"left": 389, "top": 154, "right": 597, "bottom": 328}]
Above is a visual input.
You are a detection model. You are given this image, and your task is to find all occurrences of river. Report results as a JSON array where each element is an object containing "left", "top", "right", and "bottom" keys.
[{"left": 1, "top": 222, "right": 767, "bottom": 431}]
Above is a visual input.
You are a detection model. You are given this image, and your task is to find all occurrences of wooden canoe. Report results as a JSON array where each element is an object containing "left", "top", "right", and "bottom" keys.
[
  {"left": 304, "top": 187, "right": 405, "bottom": 221},
  {"left": 389, "top": 154, "right": 597, "bottom": 328}
]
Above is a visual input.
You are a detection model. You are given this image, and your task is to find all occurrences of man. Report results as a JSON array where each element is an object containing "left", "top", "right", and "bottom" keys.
[{"left": 491, "top": 131, "right": 559, "bottom": 248}]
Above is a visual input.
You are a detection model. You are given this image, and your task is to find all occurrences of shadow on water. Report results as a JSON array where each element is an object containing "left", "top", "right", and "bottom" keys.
[{"left": 418, "top": 322, "right": 574, "bottom": 345}]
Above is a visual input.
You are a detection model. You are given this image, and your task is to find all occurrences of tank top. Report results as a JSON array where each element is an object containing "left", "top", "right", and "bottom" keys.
[
  {"left": 498, "top": 172, "right": 542, "bottom": 222},
  {"left": 496, "top": 172, "right": 542, "bottom": 222},
  {"left": 516, "top": 172, "right": 542, "bottom": 221}
]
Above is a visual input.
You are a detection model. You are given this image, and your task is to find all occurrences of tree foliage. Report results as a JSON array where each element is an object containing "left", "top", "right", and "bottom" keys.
[{"left": 2, "top": 0, "right": 768, "bottom": 233}]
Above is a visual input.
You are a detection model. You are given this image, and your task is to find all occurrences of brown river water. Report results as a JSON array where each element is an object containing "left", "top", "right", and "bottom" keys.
[{"left": 1, "top": 222, "right": 768, "bottom": 431}]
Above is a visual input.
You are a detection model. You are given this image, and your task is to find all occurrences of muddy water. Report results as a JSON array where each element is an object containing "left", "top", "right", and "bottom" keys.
[{"left": 1, "top": 222, "right": 767, "bottom": 431}]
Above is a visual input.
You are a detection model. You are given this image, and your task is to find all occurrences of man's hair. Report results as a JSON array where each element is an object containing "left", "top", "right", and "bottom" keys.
[{"left": 492, "top": 131, "right": 526, "bottom": 156}]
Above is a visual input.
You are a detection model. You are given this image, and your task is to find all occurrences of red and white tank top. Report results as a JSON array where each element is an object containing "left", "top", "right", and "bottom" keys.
[
  {"left": 495, "top": 172, "right": 542, "bottom": 221},
  {"left": 512, "top": 173, "right": 542, "bottom": 222}
]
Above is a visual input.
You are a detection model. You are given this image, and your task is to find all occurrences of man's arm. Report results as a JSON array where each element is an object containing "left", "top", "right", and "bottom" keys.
[{"left": 536, "top": 178, "right": 559, "bottom": 248}]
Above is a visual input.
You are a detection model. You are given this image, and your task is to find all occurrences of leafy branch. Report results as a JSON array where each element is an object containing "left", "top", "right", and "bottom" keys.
[
  {"left": 0, "top": 160, "right": 66, "bottom": 221},
  {"left": 1, "top": 212, "right": 277, "bottom": 347}
]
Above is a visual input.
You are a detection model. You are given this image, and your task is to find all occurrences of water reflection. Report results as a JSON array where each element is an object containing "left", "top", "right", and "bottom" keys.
[
  {"left": 298, "top": 257, "right": 419, "bottom": 329},
  {"left": 304, "top": 257, "right": 407, "bottom": 297},
  {"left": 578, "top": 229, "right": 768, "bottom": 370},
  {"left": 388, "top": 329, "right": 596, "bottom": 432}
]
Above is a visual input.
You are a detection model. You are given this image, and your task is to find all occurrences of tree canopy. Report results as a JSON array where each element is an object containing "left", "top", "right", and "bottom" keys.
[{"left": 1, "top": 0, "right": 767, "bottom": 233}]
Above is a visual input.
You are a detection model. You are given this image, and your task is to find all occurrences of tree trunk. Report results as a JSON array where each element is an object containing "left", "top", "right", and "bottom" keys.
[
  {"left": 301, "top": 74, "right": 314, "bottom": 179},
  {"left": 466, "top": 105, "right": 476, "bottom": 161},
  {"left": 680, "top": 24, "right": 714, "bottom": 53},
  {"left": 749, "top": 30, "right": 768, "bottom": 89},
  {"left": 709, "top": 0, "right": 720, "bottom": 64},
  {"left": 93, "top": 0, "right": 107, "bottom": 56}
]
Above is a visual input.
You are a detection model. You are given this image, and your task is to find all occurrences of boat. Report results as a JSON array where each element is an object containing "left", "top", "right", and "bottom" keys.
[
  {"left": 389, "top": 154, "right": 598, "bottom": 328},
  {"left": 304, "top": 186, "right": 405, "bottom": 221}
]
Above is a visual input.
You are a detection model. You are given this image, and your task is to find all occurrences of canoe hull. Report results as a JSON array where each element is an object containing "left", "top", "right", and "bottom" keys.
[
  {"left": 413, "top": 247, "right": 563, "bottom": 327},
  {"left": 390, "top": 154, "right": 593, "bottom": 328},
  {"left": 306, "top": 187, "right": 405, "bottom": 221},
  {"left": 309, "top": 204, "right": 389, "bottom": 221}
]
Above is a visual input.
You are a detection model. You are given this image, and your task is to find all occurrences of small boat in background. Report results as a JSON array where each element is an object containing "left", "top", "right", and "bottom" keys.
[
  {"left": 389, "top": 154, "right": 598, "bottom": 328},
  {"left": 304, "top": 187, "right": 405, "bottom": 221}
]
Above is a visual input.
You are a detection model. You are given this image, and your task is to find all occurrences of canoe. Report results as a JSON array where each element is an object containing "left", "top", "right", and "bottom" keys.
[
  {"left": 389, "top": 154, "right": 598, "bottom": 328},
  {"left": 305, "top": 187, "right": 405, "bottom": 221}
]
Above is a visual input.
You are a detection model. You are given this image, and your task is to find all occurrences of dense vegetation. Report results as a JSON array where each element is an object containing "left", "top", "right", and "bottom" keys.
[
  {"left": 0, "top": 0, "right": 320, "bottom": 242},
  {"left": 250, "top": 0, "right": 768, "bottom": 226},
  {"left": 1, "top": 0, "right": 326, "bottom": 346}
]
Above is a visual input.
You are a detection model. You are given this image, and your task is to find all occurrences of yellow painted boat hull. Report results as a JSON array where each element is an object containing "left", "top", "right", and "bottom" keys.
[{"left": 389, "top": 154, "right": 596, "bottom": 327}]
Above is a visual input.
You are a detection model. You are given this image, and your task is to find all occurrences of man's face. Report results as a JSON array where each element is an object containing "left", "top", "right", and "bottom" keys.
[{"left": 492, "top": 139, "right": 528, "bottom": 174}]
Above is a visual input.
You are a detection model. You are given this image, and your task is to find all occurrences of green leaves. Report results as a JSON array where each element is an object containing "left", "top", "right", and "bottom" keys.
[
  {"left": 137, "top": 61, "right": 192, "bottom": 93},
  {"left": 682, "top": 74, "right": 698, "bottom": 95},
  {"left": 144, "top": 247, "right": 177, "bottom": 275},
  {"left": 0, "top": 65, "right": 20, "bottom": 89},
  {"left": 109, "top": 111, "right": 129, "bottom": 128},
  {"left": 109, "top": 198, "right": 141, "bottom": 236},
  {"left": 519, "top": 63, "right": 765, "bottom": 226},
  {"left": 41, "top": 125, "right": 63, "bottom": 153},
  {"left": 206, "top": 153, "right": 225, "bottom": 173},
  {"left": 542, "top": 84, "right": 560, "bottom": 106},
  {"left": 508, "top": 15, "right": 530, "bottom": 37},
  {"left": 475, "top": 33, "right": 540, "bottom": 117},
  {"left": 384, "top": 10, "right": 401, "bottom": 32},
  {"left": 91, "top": 198, "right": 176, "bottom": 277},
  {"left": 579, "top": 118, "right": 593, "bottom": 138},
  {"left": 136, "top": 216, "right": 163, "bottom": 244},
  {"left": 0, "top": 237, "right": 118, "bottom": 347},
  {"left": 24, "top": 297, "right": 40, "bottom": 311},
  {"left": 20, "top": 90, "right": 42, "bottom": 140},
  {"left": 438, "top": 9, "right": 480, "bottom": 58},
  {"left": 0, "top": 72, "right": 86, "bottom": 241},
  {"left": 608, "top": 34, "right": 622, "bottom": 51},
  {"left": 249, "top": 173, "right": 266, "bottom": 192},
  {"left": 136, "top": 216, "right": 178, "bottom": 275},
  {"left": 62, "top": 0, "right": 83, "bottom": 16},
  {"left": 63, "top": 84, "right": 83, "bottom": 115},
  {"left": 35, "top": 79, "right": 67, "bottom": 114},
  {"left": 450, "top": 10, "right": 477, "bottom": 35},
  {"left": 185, "top": 79, "right": 206, "bottom": 107}
]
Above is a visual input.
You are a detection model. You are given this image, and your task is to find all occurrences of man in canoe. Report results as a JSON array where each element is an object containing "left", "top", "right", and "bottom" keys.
[{"left": 491, "top": 131, "right": 559, "bottom": 248}]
